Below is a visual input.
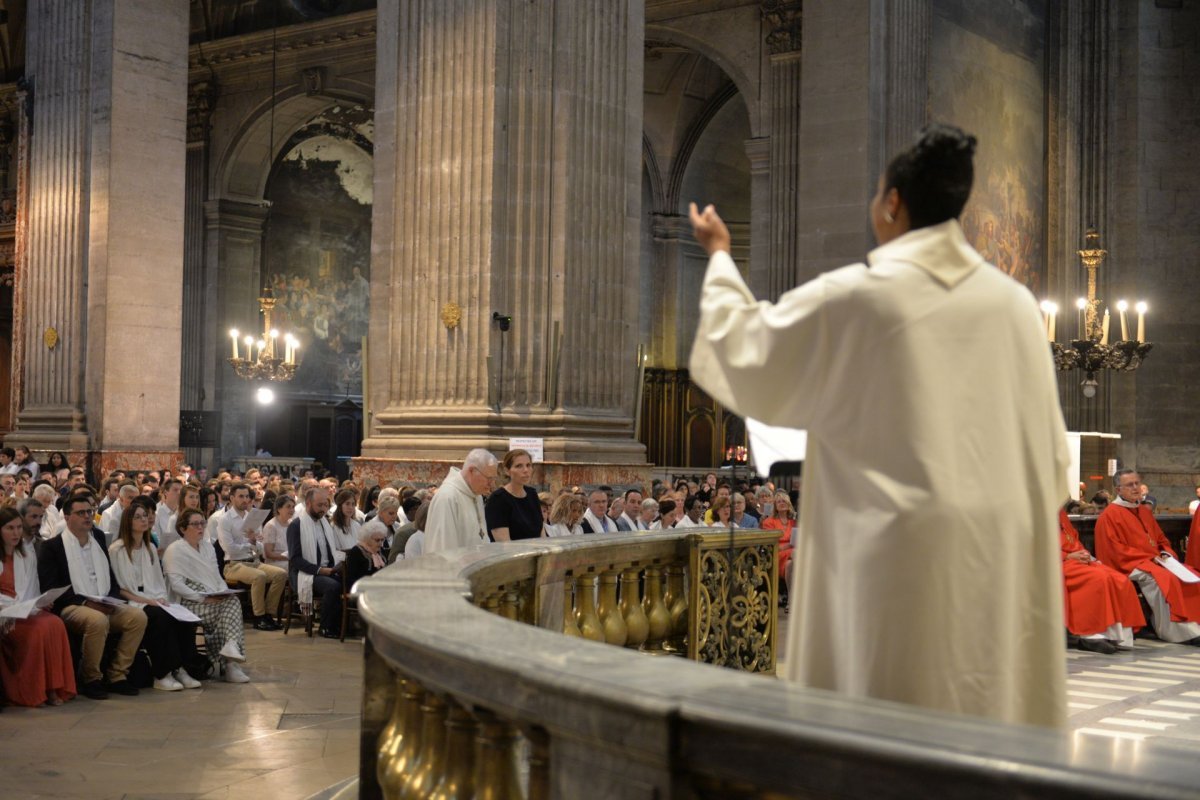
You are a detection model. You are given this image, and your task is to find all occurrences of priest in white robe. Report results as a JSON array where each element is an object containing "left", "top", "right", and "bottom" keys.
[
  {"left": 687, "top": 125, "right": 1070, "bottom": 728},
  {"left": 424, "top": 449, "right": 497, "bottom": 554}
]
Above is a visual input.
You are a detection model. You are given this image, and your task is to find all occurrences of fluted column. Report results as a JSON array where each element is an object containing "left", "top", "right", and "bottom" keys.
[
  {"left": 15, "top": 0, "right": 189, "bottom": 463},
  {"left": 762, "top": 1, "right": 803, "bottom": 301},
  {"left": 868, "top": 0, "right": 931, "bottom": 174},
  {"left": 744, "top": 137, "right": 771, "bottom": 300},
  {"left": 364, "top": 0, "right": 646, "bottom": 471}
]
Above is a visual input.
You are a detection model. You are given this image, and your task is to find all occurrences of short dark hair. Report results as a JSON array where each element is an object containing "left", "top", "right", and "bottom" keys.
[
  {"left": 623, "top": 488, "right": 643, "bottom": 502},
  {"left": 0, "top": 447, "right": 14, "bottom": 459},
  {"left": 63, "top": 494, "right": 94, "bottom": 516},
  {"left": 884, "top": 123, "right": 977, "bottom": 229},
  {"left": 230, "top": 482, "right": 252, "bottom": 498}
]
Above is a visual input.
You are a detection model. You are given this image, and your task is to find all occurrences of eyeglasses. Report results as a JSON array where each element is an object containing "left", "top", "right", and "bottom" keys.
[
  {"left": 70, "top": 508, "right": 96, "bottom": 517},
  {"left": 185, "top": 520, "right": 206, "bottom": 528}
]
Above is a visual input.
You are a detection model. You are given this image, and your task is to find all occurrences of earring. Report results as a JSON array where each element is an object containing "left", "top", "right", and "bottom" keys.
[{"left": 883, "top": 210, "right": 895, "bottom": 224}]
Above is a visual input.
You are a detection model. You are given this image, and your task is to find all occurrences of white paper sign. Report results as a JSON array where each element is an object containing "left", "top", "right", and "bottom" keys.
[
  {"left": 1160, "top": 555, "right": 1200, "bottom": 584},
  {"left": 238, "top": 508, "right": 271, "bottom": 535},
  {"left": 746, "top": 418, "right": 807, "bottom": 475},
  {"left": 508, "top": 437, "right": 545, "bottom": 463},
  {"left": 161, "top": 603, "right": 202, "bottom": 623}
]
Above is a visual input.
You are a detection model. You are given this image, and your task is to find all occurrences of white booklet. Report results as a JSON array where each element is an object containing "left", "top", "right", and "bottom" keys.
[
  {"left": 238, "top": 508, "right": 271, "bottom": 535},
  {"left": 202, "top": 588, "right": 245, "bottom": 598},
  {"left": 160, "top": 602, "right": 202, "bottom": 623},
  {"left": 1160, "top": 554, "right": 1200, "bottom": 584},
  {"left": 0, "top": 586, "right": 70, "bottom": 620},
  {"left": 82, "top": 594, "right": 128, "bottom": 606}
]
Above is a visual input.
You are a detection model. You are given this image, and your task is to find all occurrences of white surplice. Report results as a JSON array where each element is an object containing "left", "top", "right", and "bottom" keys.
[
  {"left": 688, "top": 219, "right": 1070, "bottom": 728},
  {"left": 423, "top": 468, "right": 487, "bottom": 554}
]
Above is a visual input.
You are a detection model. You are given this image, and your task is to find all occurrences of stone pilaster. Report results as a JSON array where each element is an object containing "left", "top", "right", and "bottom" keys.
[
  {"left": 743, "top": 137, "right": 771, "bottom": 300},
  {"left": 362, "top": 0, "right": 646, "bottom": 476},
  {"left": 868, "top": 0, "right": 931, "bottom": 175},
  {"left": 763, "top": 0, "right": 803, "bottom": 300}
]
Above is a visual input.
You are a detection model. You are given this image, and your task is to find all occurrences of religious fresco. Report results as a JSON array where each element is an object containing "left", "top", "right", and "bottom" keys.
[
  {"left": 930, "top": 0, "right": 1046, "bottom": 293},
  {"left": 263, "top": 128, "right": 373, "bottom": 397}
]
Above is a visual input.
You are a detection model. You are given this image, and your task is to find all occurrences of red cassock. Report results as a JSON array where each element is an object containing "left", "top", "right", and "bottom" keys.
[
  {"left": 1186, "top": 508, "right": 1200, "bottom": 571},
  {"left": 1059, "top": 510, "right": 1144, "bottom": 636},
  {"left": 1094, "top": 503, "right": 1200, "bottom": 623}
]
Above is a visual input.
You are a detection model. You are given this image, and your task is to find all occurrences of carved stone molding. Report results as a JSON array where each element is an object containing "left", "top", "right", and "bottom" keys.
[
  {"left": 187, "top": 9, "right": 375, "bottom": 74},
  {"left": 762, "top": 0, "right": 803, "bottom": 55},
  {"left": 187, "top": 79, "right": 219, "bottom": 144}
]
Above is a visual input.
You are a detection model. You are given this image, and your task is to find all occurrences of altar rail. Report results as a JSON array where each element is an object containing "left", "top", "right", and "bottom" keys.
[{"left": 356, "top": 532, "right": 1199, "bottom": 800}]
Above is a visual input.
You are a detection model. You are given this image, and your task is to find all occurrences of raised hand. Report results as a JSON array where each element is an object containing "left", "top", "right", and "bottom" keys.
[{"left": 688, "top": 202, "right": 732, "bottom": 256}]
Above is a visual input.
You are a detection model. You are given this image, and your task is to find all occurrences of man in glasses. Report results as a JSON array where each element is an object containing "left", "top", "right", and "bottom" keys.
[{"left": 38, "top": 494, "right": 149, "bottom": 699}]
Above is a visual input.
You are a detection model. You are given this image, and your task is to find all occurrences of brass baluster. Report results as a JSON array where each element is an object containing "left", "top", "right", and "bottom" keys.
[
  {"left": 484, "top": 594, "right": 501, "bottom": 615},
  {"left": 377, "top": 675, "right": 406, "bottom": 788},
  {"left": 527, "top": 726, "right": 551, "bottom": 800},
  {"left": 562, "top": 577, "right": 583, "bottom": 637},
  {"left": 575, "top": 574, "right": 605, "bottom": 642},
  {"left": 402, "top": 692, "right": 448, "bottom": 799},
  {"left": 597, "top": 571, "right": 628, "bottom": 646},
  {"left": 379, "top": 679, "right": 426, "bottom": 800},
  {"left": 619, "top": 568, "right": 649, "bottom": 649},
  {"left": 499, "top": 590, "right": 519, "bottom": 621},
  {"left": 641, "top": 566, "right": 671, "bottom": 652},
  {"left": 665, "top": 564, "right": 689, "bottom": 654},
  {"left": 429, "top": 700, "right": 477, "bottom": 800},
  {"left": 474, "top": 709, "right": 524, "bottom": 800}
]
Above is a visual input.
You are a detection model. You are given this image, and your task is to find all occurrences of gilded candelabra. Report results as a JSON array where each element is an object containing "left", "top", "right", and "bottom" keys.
[
  {"left": 227, "top": 289, "right": 299, "bottom": 382},
  {"left": 1045, "top": 229, "right": 1152, "bottom": 397}
]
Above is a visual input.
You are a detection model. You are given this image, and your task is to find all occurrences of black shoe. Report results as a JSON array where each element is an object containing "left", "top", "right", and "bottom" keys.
[
  {"left": 1181, "top": 636, "right": 1200, "bottom": 647},
  {"left": 1077, "top": 637, "right": 1119, "bottom": 655},
  {"left": 319, "top": 628, "right": 341, "bottom": 639},
  {"left": 81, "top": 680, "right": 109, "bottom": 700},
  {"left": 107, "top": 679, "right": 139, "bottom": 696},
  {"left": 254, "top": 617, "right": 279, "bottom": 632}
]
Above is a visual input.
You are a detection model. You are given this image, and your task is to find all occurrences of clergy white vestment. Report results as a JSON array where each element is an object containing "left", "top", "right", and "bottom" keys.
[
  {"left": 424, "top": 468, "right": 487, "bottom": 554},
  {"left": 689, "top": 220, "right": 1070, "bottom": 728}
]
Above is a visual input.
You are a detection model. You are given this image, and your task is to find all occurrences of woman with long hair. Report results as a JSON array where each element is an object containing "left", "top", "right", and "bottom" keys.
[
  {"left": 707, "top": 496, "right": 737, "bottom": 528},
  {"left": 261, "top": 494, "right": 294, "bottom": 570},
  {"left": 163, "top": 509, "right": 250, "bottom": 683},
  {"left": 43, "top": 452, "right": 69, "bottom": 484},
  {"left": 329, "top": 488, "right": 360, "bottom": 562},
  {"left": 0, "top": 506, "right": 76, "bottom": 706},
  {"left": 485, "top": 449, "right": 543, "bottom": 542},
  {"left": 544, "top": 493, "right": 585, "bottom": 537},
  {"left": 110, "top": 497, "right": 202, "bottom": 691}
]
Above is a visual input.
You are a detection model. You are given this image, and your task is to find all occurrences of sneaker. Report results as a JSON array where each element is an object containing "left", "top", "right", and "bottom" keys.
[
  {"left": 224, "top": 662, "right": 250, "bottom": 683},
  {"left": 218, "top": 641, "right": 247, "bottom": 663},
  {"left": 153, "top": 675, "right": 184, "bottom": 692},
  {"left": 107, "top": 679, "right": 140, "bottom": 696},
  {"left": 173, "top": 669, "right": 202, "bottom": 689},
  {"left": 81, "top": 680, "right": 108, "bottom": 700}
]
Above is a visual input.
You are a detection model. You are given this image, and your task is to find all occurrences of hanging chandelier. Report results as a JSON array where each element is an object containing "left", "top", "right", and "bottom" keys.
[
  {"left": 1042, "top": 228, "right": 1152, "bottom": 398},
  {"left": 228, "top": 289, "right": 299, "bottom": 382}
]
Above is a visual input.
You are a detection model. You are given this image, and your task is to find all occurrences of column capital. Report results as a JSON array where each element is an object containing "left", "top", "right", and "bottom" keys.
[
  {"left": 204, "top": 198, "right": 269, "bottom": 233},
  {"left": 187, "top": 79, "right": 219, "bottom": 144},
  {"left": 744, "top": 137, "right": 771, "bottom": 174},
  {"left": 762, "top": 0, "right": 803, "bottom": 55},
  {"left": 650, "top": 213, "right": 692, "bottom": 241}
]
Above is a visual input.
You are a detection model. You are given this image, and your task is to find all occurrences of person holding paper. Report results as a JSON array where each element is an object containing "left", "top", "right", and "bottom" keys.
[
  {"left": 1059, "top": 507, "right": 1145, "bottom": 653},
  {"left": 0, "top": 507, "right": 76, "bottom": 706},
  {"left": 218, "top": 482, "right": 285, "bottom": 631},
  {"left": 164, "top": 509, "right": 250, "bottom": 683},
  {"left": 1095, "top": 469, "right": 1200, "bottom": 644},
  {"left": 688, "top": 124, "right": 1070, "bottom": 727},
  {"left": 110, "top": 501, "right": 203, "bottom": 692},
  {"left": 38, "top": 495, "right": 148, "bottom": 700}
]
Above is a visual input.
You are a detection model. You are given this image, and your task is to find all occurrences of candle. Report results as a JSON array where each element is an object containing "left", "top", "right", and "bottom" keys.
[
  {"left": 269, "top": 329, "right": 279, "bottom": 359},
  {"left": 1075, "top": 298, "right": 1087, "bottom": 339},
  {"left": 1116, "top": 300, "right": 1128, "bottom": 341},
  {"left": 291, "top": 343, "right": 300, "bottom": 365},
  {"left": 1039, "top": 301, "right": 1054, "bottom": 341},
  {"left": 1048, "top": 304, "right": 1057, "bottom": 342},
  {"left": 1101, "top": 309, "right": 1110, "bottom": 345},
  {"left": 230, "top": 329, "right": 239, "bottom": 360},
  {"left": 1135, "top": 301, "right": 1147, "bottom": 342}
]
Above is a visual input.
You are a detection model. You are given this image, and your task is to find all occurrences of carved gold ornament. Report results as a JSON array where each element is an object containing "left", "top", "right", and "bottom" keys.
[
  {"left": 441, "top": 302, "right": 462, "bottom": 330},
  {"left": 43, "top": 327, "right": 58, "bottom": 350}
]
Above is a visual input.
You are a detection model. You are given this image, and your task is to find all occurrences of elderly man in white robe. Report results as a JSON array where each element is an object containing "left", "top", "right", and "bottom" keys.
[
  {"left": 424, "top": 449, "right": 498, "bottom": 553},
  {"left": 688, "top": 124, "right": 1069, "bottom": 728}
]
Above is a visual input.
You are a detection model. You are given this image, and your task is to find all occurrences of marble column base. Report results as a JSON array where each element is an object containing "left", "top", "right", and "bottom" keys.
[
  {"left": 8, "top": 405, "right": 92, "bottom": 451},
  {"left": 351, "top": 457, "right": 652, "bottom": 493}
]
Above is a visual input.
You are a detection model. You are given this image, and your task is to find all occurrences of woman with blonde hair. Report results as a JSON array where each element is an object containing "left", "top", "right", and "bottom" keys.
[
  {"left": 544, "top": 493, "right": 585, "bottom": 537},
  {"left": 763, "top": 492, "right": 797, "bottom": 599}
]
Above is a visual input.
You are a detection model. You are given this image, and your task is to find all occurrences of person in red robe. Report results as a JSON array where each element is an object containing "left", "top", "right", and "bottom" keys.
[
  {"left": 1094, "top": 469, "right": 1200, "bottom": 644},
  {"left": 1059, "top": 507, "right": 1144, "bottom": 654}
]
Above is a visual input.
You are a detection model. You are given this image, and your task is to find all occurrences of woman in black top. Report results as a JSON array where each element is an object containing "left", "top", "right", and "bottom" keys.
[{"left": 485, "top": 449, "right": 543, "bottom": 541}]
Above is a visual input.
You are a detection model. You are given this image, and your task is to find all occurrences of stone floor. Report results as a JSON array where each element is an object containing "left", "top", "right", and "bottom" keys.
[{"left": 0, "top": 626, "right": 363, "bottom": 800}]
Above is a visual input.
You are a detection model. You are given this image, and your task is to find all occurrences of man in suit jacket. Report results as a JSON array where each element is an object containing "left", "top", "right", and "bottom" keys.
[
  {"left": 39, "top": 494, "right": 148, "bottom": 699},
  {"left": 286, "top": 486, "right": 343, "bottom": 638}
]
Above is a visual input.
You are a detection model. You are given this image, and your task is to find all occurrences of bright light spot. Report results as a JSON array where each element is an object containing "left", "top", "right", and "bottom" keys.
[
  {"left": 1075, "top": 298, "right": 1087, "bottom": 310},
  {"left": 1040, "top": 300, "right": 1054, "bottom": 313},
  {"left": 1116, "top": 299, "right": 1128, "bottom": 312},
  {"left": 1135, "top": 301, "right": 1148, "bottom": 313},
  {"left": 229, "top": 328, "right": 239, "bottom": 338},
  {"left": 244, "top": 335, "right": 254, "bottom": 347},
  {"left": 269, "top": 329, "right": 279, "bottom": 339},
  {"left": 256, "top": 387, "right": 275, "bottom": 405}
]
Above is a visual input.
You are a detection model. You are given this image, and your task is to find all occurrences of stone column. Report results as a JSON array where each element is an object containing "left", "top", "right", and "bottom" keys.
[
  {"left": 762, "top": 1, "right": 803, "bottom": 300},
  {"left": 743, "top": 137, "right": 771, "bottom": 300},
  {"left": 648, "top": 213, "right": 689, "bottom": 369},
  {"left": 14, "top": 0, "right": 189, "bottom": 475},
  {"left": 181, "top": 80, "right": 218, "bottom": 466},
  {"left": 206, "top": 199, "right": 269, "bottom": 466},
  {"left": 361, "top": 0, "right": 647, "bottom": 488},
  {"left": 868, "top": 0, "right": 931, "bottom": 176}
]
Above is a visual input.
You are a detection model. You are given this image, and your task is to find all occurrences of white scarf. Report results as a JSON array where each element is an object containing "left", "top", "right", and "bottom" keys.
[
  {"left": 331, "top": 519, "right": 358, "bottom": 564},
  {"left": 544, "top": 522, "right": 583, "bottom": 538},
  {"left": 163, "top": 538, "right": 226, "bottom": 598},
  {"left": 62, "top": 530, "right": 111, "bottom": 597},
  {"left": 109, "top": 540, "right": 169, "bottom": 604},
  {"left": 1113, "top": 497, "right": 1140, "bottom": 509},
  {"left": 1, "top": 544, "right": 39, "bottom": 601},
  {"left": 620, "top": 512, "right": 648, "bottom": 531},
  {"left": 583, "top": 509, "right": 612, "bottom": 533},
  {"left": 298, "top": 512, "right": 339, "bottom": 604}
]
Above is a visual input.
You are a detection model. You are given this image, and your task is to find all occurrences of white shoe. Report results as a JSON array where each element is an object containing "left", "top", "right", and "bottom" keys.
[
  {"left": 153, "top": 675, "right": 184, "bottom": 692},
  {"left": 224, "top": 662, "right": 250, "bottom": 683},
  {"left": 174, "top": 669, "right": 202, "bottom": 689},
  {"left": 218, "top": 642, "right": 247, "bottom": 663}
]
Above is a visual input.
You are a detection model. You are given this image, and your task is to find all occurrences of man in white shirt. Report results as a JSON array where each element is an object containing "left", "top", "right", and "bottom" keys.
[
  {"left": 673, "top": 496, "right": 704, "bottom": 528},
  {"left": 219, "top": 482, "right": 286, "bottom": 631},
  {"left": 100, "top": 483, "right": 138, "bottom": 544},
  {"left": 0, "top": 446, "right": 18, "bottom": 476},
  {"left": 424, "top": 449, "right": 497, "bottom": 553},
  {"left": 154, "top": 478, "right": 183, "bottom": 549},
  {"left": 615, "top": 488, "right": 646, "bottom": 531},
  {"left": 581, "top": 489, "right": 614, "bottom": 534}
]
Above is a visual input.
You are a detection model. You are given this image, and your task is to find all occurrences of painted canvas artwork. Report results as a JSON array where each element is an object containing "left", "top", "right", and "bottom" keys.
[{"left": 930, "top": 0, "right": 1046, "bottom": 293}]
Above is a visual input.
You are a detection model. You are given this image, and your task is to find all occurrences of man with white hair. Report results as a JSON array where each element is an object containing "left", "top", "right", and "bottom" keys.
[
  {"left": 34, "top": 483, "right": 62, "bottom": 539},
  {"left": 100, "top": 483, "right": 138, "bottom": 544},
  {"left": 424, "top": 449, "right": 497, "bottom": 553}
]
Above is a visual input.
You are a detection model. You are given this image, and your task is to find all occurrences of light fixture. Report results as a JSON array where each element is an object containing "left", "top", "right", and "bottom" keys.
[
  {"left": 256, "top": 386, "right": 276, "bottom": 405},
  {"left": 228, "top": 288, "right": 298, "bottom": 381},
  {"left": 1046, "top": 228, "right": 1152, "bottom": 396}
]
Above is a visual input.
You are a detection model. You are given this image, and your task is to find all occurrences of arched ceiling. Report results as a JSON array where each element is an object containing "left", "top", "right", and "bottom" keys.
[{"left": 190, "top": 0, "right": 376, "bottom": 44}]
